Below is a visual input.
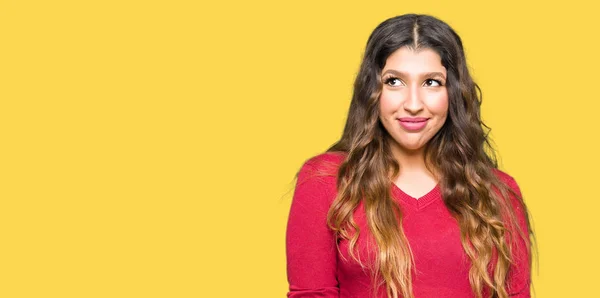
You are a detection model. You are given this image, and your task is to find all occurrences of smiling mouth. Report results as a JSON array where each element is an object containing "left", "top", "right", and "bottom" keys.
[
  {"left": 397, "top": 118, "right": 429, "bottom": 131},
  {"left": 398, "top": 117, "right": 429, "bottom": 122}
]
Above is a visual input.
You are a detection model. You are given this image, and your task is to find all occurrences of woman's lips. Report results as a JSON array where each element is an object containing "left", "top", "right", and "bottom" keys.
[{"left": 398, "top": 117, "right": 429, "bottom": 131}]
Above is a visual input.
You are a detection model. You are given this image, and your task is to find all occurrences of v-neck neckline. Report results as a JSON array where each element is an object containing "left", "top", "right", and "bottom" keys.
[{"left": 391, "top": 182, "right": 441, "bottom": 211}]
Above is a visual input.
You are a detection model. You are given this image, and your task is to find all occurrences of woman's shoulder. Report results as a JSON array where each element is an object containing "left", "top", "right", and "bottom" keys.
[
  {"left": 300, "top": 151, "right": 347, "bottom": 177},
  {"left": 490, "top": 168, "right": 526, "bottom": 218},
  {"left": 292, "top": 152, "right": 347, "bottom": 207},
  {"left": 491, "top": 168, "right": 521, "bottom": 194}
]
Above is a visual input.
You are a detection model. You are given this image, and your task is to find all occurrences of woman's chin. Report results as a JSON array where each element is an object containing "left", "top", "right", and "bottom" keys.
[{"left": 393, "top": 141, "right": 425, "bottom": 153}]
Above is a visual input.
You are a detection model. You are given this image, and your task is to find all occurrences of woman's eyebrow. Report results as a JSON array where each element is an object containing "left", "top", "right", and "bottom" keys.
[{"left": 382, "top": 69, "right": 446, "bottom": 79}]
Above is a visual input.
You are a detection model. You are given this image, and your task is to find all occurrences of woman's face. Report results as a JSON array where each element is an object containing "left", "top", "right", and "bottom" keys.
[{"left": 378, "top": 46, "right": 449, "bottom": 155}]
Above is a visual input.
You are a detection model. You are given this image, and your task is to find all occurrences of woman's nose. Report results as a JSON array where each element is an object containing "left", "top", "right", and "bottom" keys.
[{"left": 403, "top": 86, "right": 424, "bottom": 114}]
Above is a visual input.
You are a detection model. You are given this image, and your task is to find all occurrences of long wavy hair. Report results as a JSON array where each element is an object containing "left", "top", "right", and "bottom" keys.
[{"left": 307, "top": 14, "right": 536, "bottom": 298}]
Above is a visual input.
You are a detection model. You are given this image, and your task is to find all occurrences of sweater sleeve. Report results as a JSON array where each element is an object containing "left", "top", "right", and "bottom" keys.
[
  {"left": 504, "top": 177, "right": 532, "bottom": 298},
  {"left": 286, "top": 159, "right": 340, "bottom": 298}
]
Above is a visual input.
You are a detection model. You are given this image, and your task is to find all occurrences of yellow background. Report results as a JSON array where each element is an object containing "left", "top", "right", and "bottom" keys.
[{"left": 1, "top": 0, "right": 598, "bottom": 297}]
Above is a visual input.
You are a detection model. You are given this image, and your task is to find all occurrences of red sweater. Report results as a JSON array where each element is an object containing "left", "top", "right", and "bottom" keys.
[{"left": 286, "top": 152, "right": 531, "bottom": 298}]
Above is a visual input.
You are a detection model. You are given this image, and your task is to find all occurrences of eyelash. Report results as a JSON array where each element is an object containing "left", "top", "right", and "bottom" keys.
[{"left": 383, "top": 76, "right": 444, "bottom": 87}]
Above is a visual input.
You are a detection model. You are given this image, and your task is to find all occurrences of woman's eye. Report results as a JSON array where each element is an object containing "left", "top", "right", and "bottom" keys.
[
  {"left": 385, "top": 77, "right": 402, "bottom": 87},
  {"left": 424, "top": 79, "right": 442, "bottom": 87}
]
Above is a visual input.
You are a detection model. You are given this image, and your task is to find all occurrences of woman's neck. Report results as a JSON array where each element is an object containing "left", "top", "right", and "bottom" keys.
[{"left": 389, "top": 142, "right": 439, "bottom": 182}]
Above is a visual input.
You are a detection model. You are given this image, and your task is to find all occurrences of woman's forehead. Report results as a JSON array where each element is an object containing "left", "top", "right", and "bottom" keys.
[{"left": 382, "top": 47, "right": 446, "bottom": 75}]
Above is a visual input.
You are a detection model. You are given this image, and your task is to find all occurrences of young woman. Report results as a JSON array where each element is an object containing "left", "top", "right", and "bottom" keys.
[{"left": 286, "top": 14, "right": 535, "bottom": 298}]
